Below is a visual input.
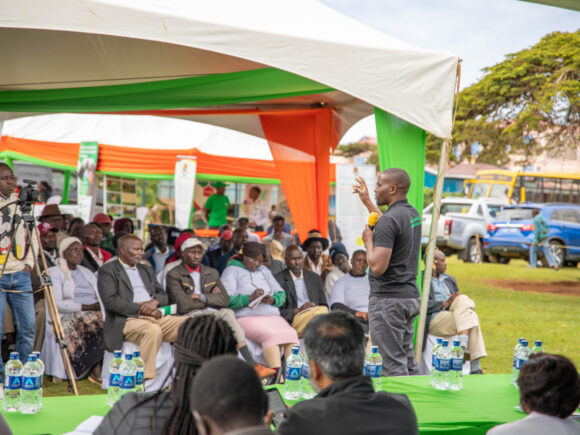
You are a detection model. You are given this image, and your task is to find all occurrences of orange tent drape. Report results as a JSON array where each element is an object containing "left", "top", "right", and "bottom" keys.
[{"left": 260, "top": 108, "right": 338, "bottom": 241}]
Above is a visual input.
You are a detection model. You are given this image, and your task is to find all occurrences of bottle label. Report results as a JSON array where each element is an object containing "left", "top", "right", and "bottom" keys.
[
  {"left": 285, "top": 366, "right": 302, "bottom": 381},
  {"left": 516, "top": 358, "right": 526, "bottom": 370},
  {"left": 302, "top": 364, "right": 309, "bottom": 380},
  {"left": 135, "top": 371, "right": 144, "bottom": 386},
  {"left": 437, "top": 358, "right": 450, "bottom": 372},
  {"left": 120, "top": 375, "right": 136, "bottom": 389},
  {"left": 512, "top": 355, "right": 517, "bottom": 368},
  {"left": 109, "top": 373, "right": 120, "bottom": 387},
  {"left": 5, "top": 375, "right": 21, "bottom": 390},
  {"left": 365, "top": 364, "right": 382, "bottom": 378},
  {"left": 22, "top": 376, "right": 38, "bottom": 391},
  {"left": 451, "top": 358, "right": 463, "bottom": 371},
  {"left": 35, "top": 375, "right": 43, "bottom": 389}
]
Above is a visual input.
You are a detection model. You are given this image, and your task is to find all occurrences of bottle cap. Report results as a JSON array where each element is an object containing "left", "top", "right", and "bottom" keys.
[
  {"left": 535, "top": 340, "right": 542, "bottom": 346},
  {"left": 518, "top": 337, "right": 525, "bottom": 343},
  {"left": 371, "top": 346, "right": 379, "bottom": 353},
  {"left": 133, "top": 351, "right": 140, "bottom": 358},
  {"left": 9, "top": 352, "right": 19, "bottom": 360},
  {"left": 453, "top": 340, "right": 460, "bottom": 346},
  {"left": 521, "top": 340, "right": 528, "bottom": 346},
  {"left": 442, "top": 340, "right": 449, "bottom": 346},
  {"left": 125, "top": 354, "right": 133, "bottom": 360},
  {"left": 114, "top": 351, "right": 123, "bottom": 358},
  {"left": 436, "top": 338, "right": 442, "bottom": 344},
  {"left": 28, "top": 354, "right": 37, "bottom": 361},
  {"left": 291, "top": 347, "right": 299, "bottom": 355}
]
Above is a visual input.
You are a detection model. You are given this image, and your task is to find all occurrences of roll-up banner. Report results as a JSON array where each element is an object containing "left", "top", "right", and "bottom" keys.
[
  {"left": 77, "top": 141, "right": 99, "bottom": 222},
  {"left": 174, "top": 156, "right": 198, "bottom": 229}
]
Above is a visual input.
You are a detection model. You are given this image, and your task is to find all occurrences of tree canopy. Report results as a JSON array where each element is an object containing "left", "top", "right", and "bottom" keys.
[{"left": 447, "top": 30, "right": 580, "bottom": 166}]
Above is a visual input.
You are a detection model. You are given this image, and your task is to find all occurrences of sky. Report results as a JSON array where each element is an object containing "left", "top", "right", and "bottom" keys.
[{"left": 319, "top": 0, "right": 580, "bottom": 143}]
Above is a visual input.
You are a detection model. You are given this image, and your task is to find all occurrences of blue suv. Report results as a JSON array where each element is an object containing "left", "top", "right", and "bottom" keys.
[{"left": 483, "top": 203, "right": 580, "bottom": 267}]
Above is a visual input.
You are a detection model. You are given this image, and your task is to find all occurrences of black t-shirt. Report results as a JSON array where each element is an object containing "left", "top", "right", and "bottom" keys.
[{"left": 369, "top": 199, "right": 421, "bottom": 298}]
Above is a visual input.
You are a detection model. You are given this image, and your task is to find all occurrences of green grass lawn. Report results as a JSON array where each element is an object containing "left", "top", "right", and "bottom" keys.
[
  {"left": 445, "top": 257, "right": 579, "bottom": 374},
  {"left": 43, "top": 257, "right": 579, "bottom": 396}
]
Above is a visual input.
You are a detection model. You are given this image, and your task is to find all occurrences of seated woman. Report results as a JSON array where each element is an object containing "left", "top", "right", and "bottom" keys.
[
  {"left": 95, "top": 315, "right": 238, "bottom": 435},
  {"left": 47, "top": 237, "right": 103, "bottom": 383},
  {"left": 221, "top": 241, "right": 298, "bottom": 373}
]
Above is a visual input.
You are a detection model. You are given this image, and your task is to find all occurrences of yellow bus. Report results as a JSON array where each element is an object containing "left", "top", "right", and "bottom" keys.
[{"left": 466, "top": 169, "right": 580, "bottom": 204}]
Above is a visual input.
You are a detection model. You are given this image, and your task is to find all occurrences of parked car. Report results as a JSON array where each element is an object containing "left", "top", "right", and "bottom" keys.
[
  {"left": 483, "top": 203, "right": 580, "bottom": 267},
  {"left": 422, "top": 197, "right": 507, "bottom": 263}
]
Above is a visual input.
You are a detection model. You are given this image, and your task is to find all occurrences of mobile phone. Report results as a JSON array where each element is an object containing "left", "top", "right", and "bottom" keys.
[{"left": 265, "top": 388, "right": 288, "bottom": 427}]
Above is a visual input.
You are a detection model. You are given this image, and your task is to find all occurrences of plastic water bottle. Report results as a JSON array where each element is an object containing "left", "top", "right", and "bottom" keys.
[
  {"left": 449, "top": 340, "right": 464, "bottom": 391},
  {"left": 21, "top": 354, "right": 41, "bottom": 414},
  {"left": 132, "top": 351, "right": 145, "bottom": 393},
  {"left": 119, "top": 354, "right": 137, "bottom": 397},
  {"left": 363, "top": 346, "right": 382, "bottom": 391},
  {"left": 513, "top": 340, "right": 531, "bottom": 388},
  {"left": 3, "top": 352, "right": 23, "bottom": 412},
  {"left": 284, "top": 346, "right": 303, "bottom": 400},
  {"left": 531, "top": 340, "right": 544, "bottom": 354},
  {"left": 32, "top": 352, "right": 44, "bottom": 408},
  {"left": 107, "top": 351, "right": 123, "bottom": 406},
  {"left": 301, "top": 358, "right": 315, "bottom": 399},
  {"left": 433, "top": 340, "right": 451, "bottom": 390},
  {"left": 430, "top": 338, "right": 443, "bottom": 386},
  {"left": 511, "top": 338, "right": 525, "bottom": 384}
]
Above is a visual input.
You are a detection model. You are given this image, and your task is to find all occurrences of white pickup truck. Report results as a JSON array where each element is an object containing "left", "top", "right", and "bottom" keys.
[{"left": 421, "top": 197, "right": 507, "bottom": 263}]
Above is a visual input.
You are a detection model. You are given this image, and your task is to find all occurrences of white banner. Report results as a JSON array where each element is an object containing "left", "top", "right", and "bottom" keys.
[
  {"left": 174, "top": 156, "right": 198, "bottom": 229},
  {"left": 335, "top": 164, "right": 376, "bottom": 256}
]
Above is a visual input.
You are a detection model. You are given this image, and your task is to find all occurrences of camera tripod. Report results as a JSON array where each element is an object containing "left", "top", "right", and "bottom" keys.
[{"left": 2, "top": 200, "right": 78, "bottom": 395}]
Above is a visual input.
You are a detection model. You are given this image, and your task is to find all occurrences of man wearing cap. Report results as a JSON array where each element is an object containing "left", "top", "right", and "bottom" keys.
[
  {"left": 206, "top": 229, "right": 233, "bottom": 269},
  {"left": 203, "top": 182, "right": 230, "bottom": 229},
  {"left": 0, "top": 163, "right": 38, "bottom": 395},
  {"left": 262, "top": 215, "right": 295, "bottom": 250},
  {"left": 166, "top": 238, "right": 275, "bottom": 379},
  {"left": 143, "top": 225, "right": 174, "bottom": 276},
  {"left": 80, "top": 223, "right": 113, "bottom": 273},
  {"left": 31, "top": 223, "right": 59, "bottom": 351},
  {"left": 302, "top": 230, "right": 333, "bottom": 286},
  {"left": 93, "top": 213, "right": 114, "bottom": 254},
  {"left": 276, "top": 246, "right": 328, "bottom": 337},
  {"left": 98, "top": 234, "right": 188, "bottom": 381},
  {"left": 325, "top": 243, "right": 350, "bottom": 299},
  {"left": 38, "top": 204, "right": 68, "bottom": 247}
]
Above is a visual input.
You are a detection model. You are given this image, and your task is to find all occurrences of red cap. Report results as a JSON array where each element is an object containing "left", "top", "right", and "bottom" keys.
[
  {"left": 38, "top": 222, "right": 58, "bottom": 237},
  {"left": 220, "top": 230, "right": 233, "bottom": 240},
  {"left": 93, "top": 213, "right": 112, "bottom": 224}
]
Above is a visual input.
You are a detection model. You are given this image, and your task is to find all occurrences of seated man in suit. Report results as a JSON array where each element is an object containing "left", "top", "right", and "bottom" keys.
[
  {"left": 98, "top": 234, "right": 188, "bottom": 382},
  {"left": 425, "top": 250, "right": 486, "bottom": 374},
  {"left": 330, "top": 250, "right": 370, "bottom": 333},
  {"left": 275, "top": 245, "right": 328, "bottom": 337},
  {"left": 165, "top": 238, "right": 274, "bottom": 378}
]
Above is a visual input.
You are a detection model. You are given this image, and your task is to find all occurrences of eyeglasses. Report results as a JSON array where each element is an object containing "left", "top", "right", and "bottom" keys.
[{"left": 0, "top": 175, "right": 17, "bottom": 182}]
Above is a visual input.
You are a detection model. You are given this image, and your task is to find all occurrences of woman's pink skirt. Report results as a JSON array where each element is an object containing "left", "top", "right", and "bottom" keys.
[{"left": 237, "top": 315, "right": 298, "bottom": 348}]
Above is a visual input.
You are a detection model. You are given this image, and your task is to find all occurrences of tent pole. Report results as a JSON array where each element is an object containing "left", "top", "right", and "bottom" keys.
[
  {"left": 234, "top": 183, "right": 239, "bottom": 220},
  {"left": 415, "top": 139, "right": 449, "bottom": 367},
  {"left": 62, "top": 170, "right": 71, "bottom": 204}
]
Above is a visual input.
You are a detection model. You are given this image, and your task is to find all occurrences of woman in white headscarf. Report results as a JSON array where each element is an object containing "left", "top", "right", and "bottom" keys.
[{"left": 48, "top": 236, "right": 104, "bottom": 383}]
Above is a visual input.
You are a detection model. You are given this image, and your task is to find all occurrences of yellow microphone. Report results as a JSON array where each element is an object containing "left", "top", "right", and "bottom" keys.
[{"left": 368, "top": 212, "right": 379, "bottom": 231}]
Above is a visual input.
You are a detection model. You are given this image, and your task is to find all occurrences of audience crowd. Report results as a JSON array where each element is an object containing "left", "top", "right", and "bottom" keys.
[{"left": 0, "top": 174, "right": 576, "bottom": 435}]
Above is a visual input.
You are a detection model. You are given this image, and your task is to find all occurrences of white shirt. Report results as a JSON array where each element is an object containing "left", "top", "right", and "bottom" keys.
[
  {"left": 325, "top": 266, "right": 345, "bottom": 299},
  {"left": 487, "top": 412, "right": 580, "bottom": 435},
  {"left": 307, "top": 256, "right": 322, "bottom": 275},
  {"left": 330, "top": 273, "right": 370, "bottom": 313},
  {"left": 122, "top": 263, "right": 152, "bottom": 303},
  {"left": 248, "top": 198, "right": 270, "bottom": 228},
  {"left": 189, "top": 270, "right": 201, "bottom": 295},
  {"left": 151, "top": 246, "right": 171, "bottom": 275},
  {"left": 290, "top": 270, "right": 309, "bottom": 307}
]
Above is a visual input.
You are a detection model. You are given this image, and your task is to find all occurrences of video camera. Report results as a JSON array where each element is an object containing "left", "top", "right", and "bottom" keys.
[{"left": 17, "top": 179, "right": 45, "bottom": 211}]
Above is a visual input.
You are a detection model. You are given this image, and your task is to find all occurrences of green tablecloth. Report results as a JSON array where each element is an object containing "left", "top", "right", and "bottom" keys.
[{"left": 3, "top": 374, "right": 523, "bottom": 435}]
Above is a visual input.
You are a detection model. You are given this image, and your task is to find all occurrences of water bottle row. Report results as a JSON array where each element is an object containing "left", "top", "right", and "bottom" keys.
[
  {"left": 431, "top": 339, "right": 464, "bottom": 391},
  {"left": 3, "top": 352, "right": 45, "bottom": 414},
  {"left": 107, "top": 351, "right": 145, "bottom": 407},
  {"left": 511, "top": 338, "right": 543, "bottom": 388},
  {"left": 283, "top": 345, "right": 316, "bottom": 401}
]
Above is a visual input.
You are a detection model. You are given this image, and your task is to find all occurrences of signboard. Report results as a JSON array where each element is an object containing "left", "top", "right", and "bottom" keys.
[
  {"left": 335, "top": 164, "right": 376, "bottom": 256},
  {"left": 174, "top": 156, "right": 197, "bottom": 229},
  {"left": 77, "top": 141, "right": 99, "bottom": 222}
]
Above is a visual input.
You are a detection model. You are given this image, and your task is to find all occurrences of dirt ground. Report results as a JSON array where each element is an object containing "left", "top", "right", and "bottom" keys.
[{"left": 486, "top": 279, "right": 580, "bottom": 296}]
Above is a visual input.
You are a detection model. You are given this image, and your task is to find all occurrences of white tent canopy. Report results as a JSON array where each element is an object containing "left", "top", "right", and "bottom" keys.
[
  {"left": 2, "top": 114, "right": 274, "bottom": 160},
  {"left": 0, "top": 0, "right": 459, "bottom": 139}
]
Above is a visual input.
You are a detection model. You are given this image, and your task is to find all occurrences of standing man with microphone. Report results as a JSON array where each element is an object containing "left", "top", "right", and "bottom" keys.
[{"left": 354, "top": 168, "right": 422, "bottom": 377}]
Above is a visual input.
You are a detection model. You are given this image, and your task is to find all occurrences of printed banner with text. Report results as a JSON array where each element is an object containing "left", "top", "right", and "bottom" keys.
[
  {"left": 77, "top": 141, "right": 99, "bottom": 222},
  {"left": 174, "top": 156, "right": 197, "bottom": 229}
]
